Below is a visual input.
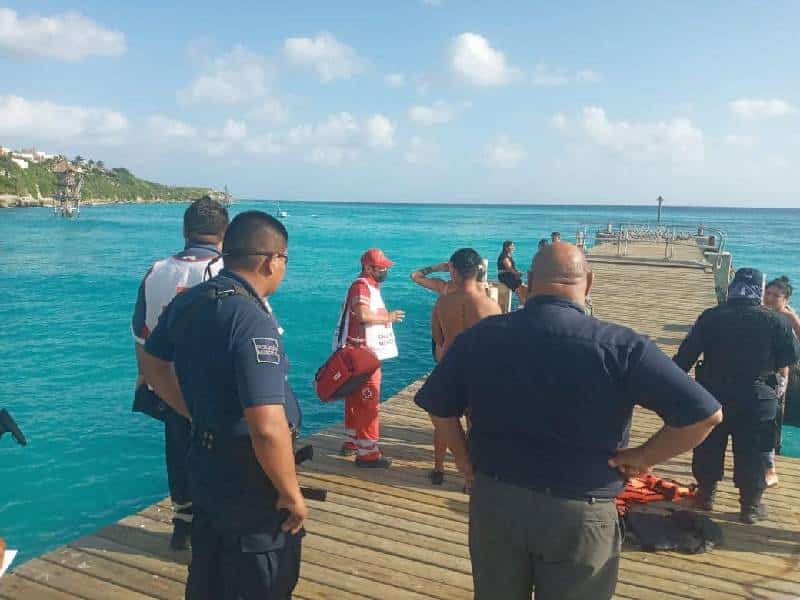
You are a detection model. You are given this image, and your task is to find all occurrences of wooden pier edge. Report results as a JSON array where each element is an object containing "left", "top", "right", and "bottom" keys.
[{"left": 3, "top": 241, "right": 799, "bottom": 599}]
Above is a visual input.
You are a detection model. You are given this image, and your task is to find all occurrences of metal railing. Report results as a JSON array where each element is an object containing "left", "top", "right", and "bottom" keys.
[{"left": 576, "top": 222, "right": 727, "bottom": 258}]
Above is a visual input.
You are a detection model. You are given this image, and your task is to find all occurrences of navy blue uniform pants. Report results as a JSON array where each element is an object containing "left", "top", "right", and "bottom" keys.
[
  {"left": 692, "top": 405, "right": 774, "bottom": 494},
  {"left": 186, "top": 509, "right": 303, "bottom": 600},
  {"left": 164, "top": 408, "right": 192, "bottom": 521}
]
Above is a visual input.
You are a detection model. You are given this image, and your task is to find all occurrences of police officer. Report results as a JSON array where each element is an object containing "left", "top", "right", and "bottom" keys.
[
  {"left": 132, "top": 196, "right": 228, "bottom": 550},
  {"left": 140, "top": 211, "right": 306, "bottom": 599},
  {"left": 415, "top": 242, "right": 722, "bottom": 600},
  {"left": 674, "top": 267, "right": 800, "bottom": 524}
]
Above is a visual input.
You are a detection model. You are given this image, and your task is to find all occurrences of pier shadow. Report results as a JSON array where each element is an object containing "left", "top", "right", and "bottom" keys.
[{"left": 77, "top": 522, "right": 190, "bottom": 567}]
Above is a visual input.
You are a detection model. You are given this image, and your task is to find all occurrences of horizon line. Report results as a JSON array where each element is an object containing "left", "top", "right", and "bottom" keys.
[{"left": 236, "top": 198, "right": 800, "bottom": 210}]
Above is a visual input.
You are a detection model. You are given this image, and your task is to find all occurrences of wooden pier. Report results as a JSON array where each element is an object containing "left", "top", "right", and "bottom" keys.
[{"left": 3, "top": 241, "right": 800, "bottom": 599}]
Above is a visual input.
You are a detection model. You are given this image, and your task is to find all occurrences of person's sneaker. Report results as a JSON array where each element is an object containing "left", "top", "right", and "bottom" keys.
[
  {"left": 740, "top": 502, "right": 768, "bottom": 524},
  {"left": 169, "top": 520, "right": 191, "bottom": 551},
  {"left": 428, "top": 470, "right": 444, "bottom": 485},
  {"left": 355, "top": 455, "right": 392, "bottom": 468},
  {"left": 692, "top": 486, "right": 717, "bottom": 511},
  {"left": 340, "top": 442, "right": 357, "bottom": 457}
]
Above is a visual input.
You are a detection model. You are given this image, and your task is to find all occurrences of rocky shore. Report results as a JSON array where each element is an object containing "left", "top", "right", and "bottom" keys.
[{"left": 0, "top": 194, "right": 198, "bottom": 209}]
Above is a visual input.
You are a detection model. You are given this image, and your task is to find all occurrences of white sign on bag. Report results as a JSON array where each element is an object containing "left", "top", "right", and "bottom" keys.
[
  {"left": 361, "top": 278, "right": 398, "bottom": 361},
  {"left": 332, "top": 277, "right": 399, "bottom": 360},
  {"left": 1, "top": 549, "right": 17, "bottom": 578}
]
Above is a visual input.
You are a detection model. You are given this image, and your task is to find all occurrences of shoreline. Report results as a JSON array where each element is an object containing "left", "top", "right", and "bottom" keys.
[{"left": 0, "top": 194, "right": 194, "bottom": 209}]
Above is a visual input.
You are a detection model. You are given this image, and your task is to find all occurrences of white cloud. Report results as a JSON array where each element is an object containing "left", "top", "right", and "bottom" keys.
[
  {"left": 384, "top": 73, "right": 407, "bottom": 88},
  {"left": 307, "top": 146, "right": 357, "bottom": 165},
  {"left": 408, "top": 101, "right": 461, "bottom": 125},
  {"left": 484, "top": 137, "right": 526, "bottom": 169},
  {"left": 450, "top": 32, "right": 519, "bottom": 86},
  {"left": 288, "top": 112, "right": 360, "bottom": 147},
  {"left": 243, "top": 134, "right": 285, "bottom": 155},
  {"left": 365, "top": 114, "right": 396, "bottom": 148},
  {"left": 421, "top": 0, "right": 443, "bottom": 6},
  {"left": 288, "top": 112, "right": 395, "bottom": 164},
  {"left": 556, "top": 106, "right": 705, "bottom": 163},
  {"left": 0, "top": 8, "right": 125, "bottom": 61},
  {"left": 147, "top": 115, "right": 197, "bottom": 140},
  {"left": 203, "top": 118, "right": 248, "bottom": 156},
  {"left": 221, "top": 119, "right": 247, "bottom": 142},
  {"left": 179, "top": 46, "right": 268, "bottom": 105},
  {"left": 576, "top": 69, "right": 602, "bottom": 83},
  {"left": 550, "top": 113, "right": 568, "bottom": 131},
  {"left": 730, "top": 98, "right": 795, "bottom": 120},
  {"left": 0, "top": 95, "right": 127, "bottom": 142},
  {"left": 404, "top": 136, "right": 439, "bottom": 164},
  {"left": 250, "top": 99, "right": 289, "bottom": 123},
  {"left": 532, "top": 64, "right": 569, "bottom": 87},
  {"left": 283, "top": 32, "right": 364, "bottom": 82},
  {"left": 724, "top": 134, "right": 756, "bottom": 148}
]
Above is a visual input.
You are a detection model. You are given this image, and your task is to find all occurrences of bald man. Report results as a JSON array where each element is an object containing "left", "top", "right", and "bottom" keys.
[{"left": 415, "top": 242, "right": 722, "bottom": 600}]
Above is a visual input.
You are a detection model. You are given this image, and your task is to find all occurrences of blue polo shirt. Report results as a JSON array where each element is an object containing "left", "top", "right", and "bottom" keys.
[
  {"left": 415, "top": 295, "right": 721, "bottom": 498},
  {"left": 145, "top": 269, "right": 299, "bottom": 527}
]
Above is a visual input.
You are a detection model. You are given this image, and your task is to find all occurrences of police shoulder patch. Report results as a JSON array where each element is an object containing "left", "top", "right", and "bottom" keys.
[{"left": 252, "top": 337, "right": 281, "bottom": 364}]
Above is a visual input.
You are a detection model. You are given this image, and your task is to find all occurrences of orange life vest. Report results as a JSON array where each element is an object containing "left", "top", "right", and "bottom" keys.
[{"left": 615, "top": 474, "right": 696, "bottom": 516}]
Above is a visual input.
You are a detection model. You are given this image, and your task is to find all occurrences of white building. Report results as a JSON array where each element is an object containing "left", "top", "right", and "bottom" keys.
[
  {"left": 11, "top": 157, "right": 29, "bottom": 169},
  {"left": 33, "top": 151, "right": 53, "bottom": 162},
  {"left": 12, "top": 152, "right": 35, "bottom": 162},
  {"left": 0, "top": 146, "right": 10, "bottom": 156}
]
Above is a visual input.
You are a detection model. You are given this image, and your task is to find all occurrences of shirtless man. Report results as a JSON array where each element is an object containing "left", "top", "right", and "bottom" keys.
[
  {"left": 428, "top": 248, "right": 501, "bottom": 484},
  {"left": 411, "top": 261, "right": 453, "bottom": 296},
  {"left": 411, "top": 260, "right": 454, "bottom": 359}
]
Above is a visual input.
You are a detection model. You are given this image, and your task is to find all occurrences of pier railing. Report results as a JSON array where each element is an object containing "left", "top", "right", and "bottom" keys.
[{"left": 578, "top": 222, "right": 733, "bottom": 304}]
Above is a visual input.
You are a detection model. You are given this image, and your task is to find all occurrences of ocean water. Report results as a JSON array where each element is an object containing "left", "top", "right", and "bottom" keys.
[{"left": 1, "top": 201, "right": 799, "bottom": 565}]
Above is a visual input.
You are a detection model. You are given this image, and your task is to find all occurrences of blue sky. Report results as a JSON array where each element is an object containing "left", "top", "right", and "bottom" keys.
[{"left": 1, "top": 1, "right": 799, "bottom": 206}]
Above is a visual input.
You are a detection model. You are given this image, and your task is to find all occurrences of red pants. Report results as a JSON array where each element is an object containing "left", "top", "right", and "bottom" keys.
[{"left": 344, "top": 368, "right": 381, "bottom": 460}]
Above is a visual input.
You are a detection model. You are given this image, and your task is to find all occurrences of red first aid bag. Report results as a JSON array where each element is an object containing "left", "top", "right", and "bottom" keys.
[{"left": 315, "top": 346, "right": 380, "bottom": 402}]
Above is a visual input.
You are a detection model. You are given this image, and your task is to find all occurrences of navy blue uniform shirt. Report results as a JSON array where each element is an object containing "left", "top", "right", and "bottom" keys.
[
  {"left": 145, "top": 269, "right": 299, "bottom": 528},
  {"left": 674, "top": 297, "right": 800, "bottom": 417},
  {"left": 415, "top": 296, "right": 721, "bottom": 498}
]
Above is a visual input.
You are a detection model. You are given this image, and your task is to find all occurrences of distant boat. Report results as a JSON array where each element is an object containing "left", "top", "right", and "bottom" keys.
[{"left": 276, "top": 202, "right": 288, "bottom": 218}]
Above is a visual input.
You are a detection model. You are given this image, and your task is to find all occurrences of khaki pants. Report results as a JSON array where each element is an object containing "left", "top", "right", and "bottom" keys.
[{"left": 469, "top": 472, "right": 621, "bottom": 600}]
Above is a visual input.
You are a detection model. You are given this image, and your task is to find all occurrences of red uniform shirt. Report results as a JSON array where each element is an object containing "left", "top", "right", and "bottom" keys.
[{"left": 345, "top": 277, "right": 372, "bottom": 346}]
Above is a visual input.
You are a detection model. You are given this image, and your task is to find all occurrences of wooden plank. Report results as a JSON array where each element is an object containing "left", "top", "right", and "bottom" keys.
[
  {"left": 0, "top": 575, "right": 82, "bottom": 599},
  {"left": 11, "top": 557, "right": 154, "bottom": 599}
]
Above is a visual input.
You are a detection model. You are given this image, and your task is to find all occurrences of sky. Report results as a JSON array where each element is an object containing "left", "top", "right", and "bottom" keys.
[{"left": 1, "top": 1, "right": 799, "bottom": 207}]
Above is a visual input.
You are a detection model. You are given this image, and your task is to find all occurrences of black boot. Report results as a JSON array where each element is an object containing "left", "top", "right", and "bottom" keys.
[
  {"left": 170, "top": 519, "right": 192, "bottom": 551},
  {"left": 693, "top": 485, "right": 717, "bottom": 511},
  {"left": 739, "top": 489, "right": 768, "bottom": 524}
]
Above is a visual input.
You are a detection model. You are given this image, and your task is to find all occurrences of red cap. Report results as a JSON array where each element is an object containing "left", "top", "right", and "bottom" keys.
[{"left": 361, "top": 248, "right": 395, "bottom": 268}]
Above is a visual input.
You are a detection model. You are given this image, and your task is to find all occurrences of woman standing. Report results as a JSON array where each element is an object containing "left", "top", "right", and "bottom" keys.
[{"left": 763, "top": 276, "right": 799, "bottom": 487}]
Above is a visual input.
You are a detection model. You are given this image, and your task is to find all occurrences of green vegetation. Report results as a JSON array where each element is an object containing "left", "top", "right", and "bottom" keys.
[{"left": 0, "top": 155, "right": 213, "bottom": 202}]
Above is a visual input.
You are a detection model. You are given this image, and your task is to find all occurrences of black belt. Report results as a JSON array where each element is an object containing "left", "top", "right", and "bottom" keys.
[
  {"left": 190, "top": 425, "right": 251, "bottom": 452},
  {"left": 480, "top": 472, "right": 613, "bottom": 504},
  {"left": 190, "top": 425, "right": 327, "bottom": 502}
]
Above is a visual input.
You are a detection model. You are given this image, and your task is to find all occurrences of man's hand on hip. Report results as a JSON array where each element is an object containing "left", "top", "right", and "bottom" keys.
[
  {"left": 608, "top": 447, "right": 653, "bottom": 479},
  {"left": 277, "top": 492, "right": 308, "bottom": 534}
]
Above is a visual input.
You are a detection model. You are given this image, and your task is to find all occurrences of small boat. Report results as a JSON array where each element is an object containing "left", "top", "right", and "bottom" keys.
[{"left": 276, "top": 202, "right": 288, "bottom": 218}]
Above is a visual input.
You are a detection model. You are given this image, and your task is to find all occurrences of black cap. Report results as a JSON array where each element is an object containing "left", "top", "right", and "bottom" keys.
[{"left": 733, "top": 267, "right": 765, "bottom": 287}]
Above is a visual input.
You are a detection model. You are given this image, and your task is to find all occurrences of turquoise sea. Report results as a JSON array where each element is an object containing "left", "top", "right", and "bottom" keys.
[{"left": 2, "top": 201, "right": 799, "bottom": 565}]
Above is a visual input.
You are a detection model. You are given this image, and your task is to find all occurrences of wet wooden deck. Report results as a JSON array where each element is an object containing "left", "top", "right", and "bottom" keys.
[{"left": 3, "top": 241, "right": 799, "bottom": 599}]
